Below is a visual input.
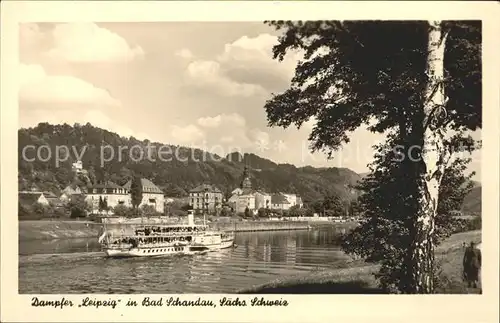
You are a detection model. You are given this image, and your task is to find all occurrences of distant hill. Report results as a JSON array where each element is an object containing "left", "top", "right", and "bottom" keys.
[
  {"left": 18, "top": 123, "right": 362, "bottom": 204},
  {"left": 18, "top": 122, "right": 481, "bottom": 210}
]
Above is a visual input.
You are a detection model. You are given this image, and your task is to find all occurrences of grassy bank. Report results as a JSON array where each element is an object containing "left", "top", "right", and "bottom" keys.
[
  {"left": 239, "top": 230, "right": 481, "bottom": 294},
  {"left": 19, "top": 220, "right": 102, "bottom": 241}
]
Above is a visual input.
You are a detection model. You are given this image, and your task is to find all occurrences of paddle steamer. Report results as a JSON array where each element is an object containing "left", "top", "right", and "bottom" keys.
[{"left": 98, "top": 213, "right": 234, "bottom": 258}]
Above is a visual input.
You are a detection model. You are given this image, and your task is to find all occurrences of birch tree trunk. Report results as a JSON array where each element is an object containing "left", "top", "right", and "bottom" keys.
[{"left": 408, "top": 20, "right": 451, "bottom": 294}]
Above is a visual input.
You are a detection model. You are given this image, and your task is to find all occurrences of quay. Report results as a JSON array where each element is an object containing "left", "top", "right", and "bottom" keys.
[
  {"left": 212, "top": 221, "right": 309, "bottom": 232},
  {"left": 19, "top": 219, "right": 314, "bottom": 241},
  {"left": 19, "top": 216, "right": 361, "bottom": 241}
]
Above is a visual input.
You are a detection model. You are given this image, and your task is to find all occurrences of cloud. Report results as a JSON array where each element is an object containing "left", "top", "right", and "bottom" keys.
[
  {"left": 19, "top": 24, "right": 47, "bottom": 52},
  {"left": 197, "top": 113, "right": 246, "bottom": 128},
  {"left": 248, "top": 128, "right": 270, "bottom": 148},
  {"left": 218, "top": 33, "right": 300, "bottom": 81},
  {"left": 19, "top": 64, "right": 120, "bottom": 108},
  {"left": 166, "top": 113, "right": 273, "bottom": 155},
  {"left": 179, "top": 33, "right": 302, "bottom": 97},
  {"left": 170, "top": 124, "right": 205, "bottom": 144},
  {"left": 170, "top": 113, "right": 247, "bottom": 146},
  {"left": 82, "top": 110, "right": 149, "bottom": 140},
  {"left": 197, "top": 115, "right": 222, "bottom": 128},
  {"left": 184, "top": 60, "right": 266, "bottom": 97},
  {"left": 175, "top": 48, "right": 194, "bottom": 60},
  {"left": 45, "top": 23, "right": 144, "bottom": 63},
  {"left": 220, "top": 136, "right": 235, "bottom": 144}
]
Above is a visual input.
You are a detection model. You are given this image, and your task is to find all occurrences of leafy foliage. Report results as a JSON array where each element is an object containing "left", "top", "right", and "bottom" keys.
[
  {"left": 18, "top": 201, "right": 66, "bottom": 219},
  {"left": 65, "top": 195, "right": 92, "bottom": 218},
  {"left": 264, "top": 21, "right": 481, "bottom": 147},
  {"left": 113, "top": 204, "right": 162, "bottom": 218},
  {"left": 98, "top": 196, "right": 108, "bottom": 214},
  {"left": 340, "top": 136, "right": 475, "bottom": 292},
  {"left": 113, "top": 205, "right": 136, "bottom": 218},
  {"left": 264, "top": 20, "right": 480, "bottom": 293},
  {"left": 130, "top": 176, "right": 143, "bottom": 210}
]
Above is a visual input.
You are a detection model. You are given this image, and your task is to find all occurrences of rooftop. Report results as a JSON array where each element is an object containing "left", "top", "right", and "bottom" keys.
[
  {"left": 271, "top": 194, "right": 290, "bottom": 204},
  {"left": 190, "top": 184, "right": 222, "bottom": 193},
  {"left": 123, "top": 178, "right": 163, "bottom": 194},
  {"left": 89, "top": 180, "right": 121, "bottom": 189},
  {"left": 19, "top": 192, "right": 44, "bottom": 205},
  {"left": 62, "top": 185, "right": 84, "bottom": 195}
]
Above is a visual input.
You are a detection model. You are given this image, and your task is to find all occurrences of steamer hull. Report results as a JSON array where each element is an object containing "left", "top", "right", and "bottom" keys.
[
  {"left": 104, "top": 245, "right": 191, "bottom": 257},
  {"left": 99, "top": 222, "right": 235, "bottom": 258}
]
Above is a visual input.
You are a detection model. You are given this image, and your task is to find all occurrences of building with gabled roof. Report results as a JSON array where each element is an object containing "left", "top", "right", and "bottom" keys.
[
  {"left": 122, "top": 178, "right": 165, "bottom": 213},
  {"left": 19, "top": 192, "right": 49, "bottom": 207},
  {"left": 281, "top": 193, "right": 303, "bottom": 208},
  {"left": 85, "top": 180, "right": 128, "bottom": 214},
  {"left": 60, "top": 184, "right": 86, "bottom": 202},
  {"left": 189, "top": 184, "right": 223, "bottom": 213},
  {"left": 85, "top": 178, "right": 165, "bottom": 214},
  {"left": 271, "top": 194, "right": 291, "bottom": 210},
  {"left": 254, "top": 190, "right": 271, "bottom": 210},
  {"left": 189, "top": 183, "right": 223, "bottom": 194}
]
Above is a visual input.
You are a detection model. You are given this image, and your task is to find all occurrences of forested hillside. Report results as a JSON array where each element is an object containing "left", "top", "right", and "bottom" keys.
[{"left": 18, "top": 123, "right": 362, "bottom": 203}]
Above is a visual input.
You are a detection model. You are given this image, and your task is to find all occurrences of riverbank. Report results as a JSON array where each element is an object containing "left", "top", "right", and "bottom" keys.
[
  {"left": 19, "top": 220, "right": 101, "bottom": 241},
  {"left": 238, "top": 230, "right": 481, "bottom": 294},
  {"left": 211, "top": 221, "right": 310, "bottom": 232},
  {"left": 19, "top": 218, "right": 346, "bottom": 241}
]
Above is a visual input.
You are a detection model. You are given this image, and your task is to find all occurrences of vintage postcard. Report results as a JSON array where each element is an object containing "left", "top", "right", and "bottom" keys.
[{"left": 1, "top": 1, "right": 499, "bottom": 322}]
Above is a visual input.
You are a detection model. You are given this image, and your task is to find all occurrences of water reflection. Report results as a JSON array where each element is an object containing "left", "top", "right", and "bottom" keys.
[
  {"left": 19, "top": 226, "right": 354, "bottom": 294},
  {"left": 19, "top": 238, "right": 101, "bottom": 256}
]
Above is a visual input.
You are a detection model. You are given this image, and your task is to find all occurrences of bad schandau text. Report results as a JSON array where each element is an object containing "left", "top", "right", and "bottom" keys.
[{"left": 30, "top": 296, "right": 288, "bottom": 309}]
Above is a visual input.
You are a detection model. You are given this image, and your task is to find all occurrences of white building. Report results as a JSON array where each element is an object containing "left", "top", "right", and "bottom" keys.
[
  {"left": 86, "top": 181, "right": 128, "bottom": 213},
  {"left": 86, "top": 178, "right": 165, "bottom": 214},
  {"left": 271, "top": 194, "right": 291, "bottom": 210},
  {"left": 254, "top": 191, "right": 271, "bottom": 209},
  {"left": 122, "top": 178, "right": 165, "bottom": 214},
  {"left": 188, "top": 184, "right": 223, "bottom": 213},
  {"left": 281, "top": 193, "right": 303, "bottom": 208},
  {"left": 235, "top": 194, "right": 256, "bottom": 213}
]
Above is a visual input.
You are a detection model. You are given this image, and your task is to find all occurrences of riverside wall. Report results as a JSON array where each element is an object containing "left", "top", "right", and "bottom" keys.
[
  {"left": 19, "top": 220, "right": 101, "bottom": 241},
  {"left": 211, "top": 221, "right": 309, "bottom": 232},
  {"left": 19, "top": 219, "right": 310, "bottom": 241}
]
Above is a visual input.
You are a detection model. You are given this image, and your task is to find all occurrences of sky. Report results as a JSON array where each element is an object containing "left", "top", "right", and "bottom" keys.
[{"left": 18, "top": 22, "right": 481, "bottom": 179}]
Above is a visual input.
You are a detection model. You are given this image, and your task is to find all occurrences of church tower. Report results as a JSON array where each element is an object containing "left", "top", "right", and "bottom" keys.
[{"left": 240, "top": 164, "right": 252, "bottom": 191}]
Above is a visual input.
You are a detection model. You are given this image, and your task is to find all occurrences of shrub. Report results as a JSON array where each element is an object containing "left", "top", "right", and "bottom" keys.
[
  {"left": 113, "top": 204, "right": 135, "bottom": 217},
  {"left": 257, "top": 208, "right": 269, "bottom": 218}
]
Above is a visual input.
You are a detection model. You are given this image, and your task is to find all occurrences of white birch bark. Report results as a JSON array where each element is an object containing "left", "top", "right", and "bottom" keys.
[{"left": 409, "top": 20, "right": 451, "bottom": 293}]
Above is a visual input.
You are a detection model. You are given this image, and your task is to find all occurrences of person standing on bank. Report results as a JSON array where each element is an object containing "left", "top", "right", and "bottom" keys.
[{"left": 463, "top": 241, "right": 481, "bottom": 288}]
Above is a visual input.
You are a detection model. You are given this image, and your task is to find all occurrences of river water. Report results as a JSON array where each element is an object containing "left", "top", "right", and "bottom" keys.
[{"left": 19, "top": 226, "right": 354, "bottom": 294}]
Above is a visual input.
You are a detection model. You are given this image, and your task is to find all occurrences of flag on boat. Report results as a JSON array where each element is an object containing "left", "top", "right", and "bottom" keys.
[{"left": 98, "top": 231, "right": 108, "bottom": 243}]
